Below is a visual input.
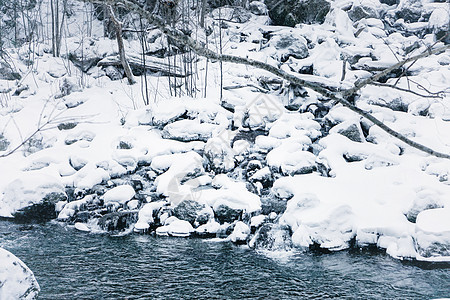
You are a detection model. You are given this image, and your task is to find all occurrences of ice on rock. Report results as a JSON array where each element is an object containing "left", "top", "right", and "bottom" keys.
[
  {"left": 415, "top": 208, "right": 450, "bottom": 261},
  {"left": 0, "top": 247, "right": 40, "bottom": 300},
  {"left": 103, "top": 185, "right": 135, "bottom": 204}
]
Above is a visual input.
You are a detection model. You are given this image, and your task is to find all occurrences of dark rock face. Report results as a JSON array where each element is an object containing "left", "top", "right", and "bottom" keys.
[
  {"left": 173, "top": 200, "right": 205, "bottom": 224},
  {"left": 12, "top": 192, "right": 67, "bottom": 223},
  {"left": 98, "top": 211, "right": 138, "bottom": 232},
  {"left": 265, "top": 0, "right": 331, "bottom": 26},
  {"left": 214, "top": 204, "right": 242, "bottom": 224},
  {"left": 337, "top": 123, "right": 364, "bottom": 143}
]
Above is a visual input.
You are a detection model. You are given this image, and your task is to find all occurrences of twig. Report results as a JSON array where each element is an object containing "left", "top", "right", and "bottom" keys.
[{"left": 370, "top": 82, "right": 444, "bottom": 99}]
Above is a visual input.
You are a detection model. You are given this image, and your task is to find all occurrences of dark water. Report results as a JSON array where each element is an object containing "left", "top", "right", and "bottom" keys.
[{"left": 0, "top": 221, "right": 449, "bottom": 300}]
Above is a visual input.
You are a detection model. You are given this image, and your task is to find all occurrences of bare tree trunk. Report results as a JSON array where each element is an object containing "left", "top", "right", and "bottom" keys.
[
  {"left": 107, "top": 5, "right": 136, "bottom": 85},
  {"left": 50, "top": 0, "right": 56, "bottom": 56},
  {"left": 200, "top": 0, "right": 207, "bottom": 28}
]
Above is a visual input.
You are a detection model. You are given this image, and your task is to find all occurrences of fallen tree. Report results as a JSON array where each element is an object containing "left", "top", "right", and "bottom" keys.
[{"left": 89, "top": 0, "right": 450, "bottom": 159}]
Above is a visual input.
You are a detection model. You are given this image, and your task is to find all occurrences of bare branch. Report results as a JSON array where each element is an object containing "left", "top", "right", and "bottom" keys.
[{"left": 370, "top": 82, "right": 445, "bottom": 99}]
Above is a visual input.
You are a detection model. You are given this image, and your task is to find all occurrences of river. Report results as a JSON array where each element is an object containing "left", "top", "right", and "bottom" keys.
[{"left": 0, "top": 221, "right": 448, "bottom": 299}]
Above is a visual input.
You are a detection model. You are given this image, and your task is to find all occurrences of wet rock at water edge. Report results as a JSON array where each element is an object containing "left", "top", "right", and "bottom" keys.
[
  {"left": 250, "top": 223, "right": 293, "bottom": 251},
  {"left": 98, "top": 211, "right": 138, "bottom": 232},
  {"left": 12, "top": 192, "right": 67, "bottom": 223}
]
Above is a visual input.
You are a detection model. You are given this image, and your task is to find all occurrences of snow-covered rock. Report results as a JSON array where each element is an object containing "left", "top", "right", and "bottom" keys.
[
  {"left": 415, "top": 208, "right": 450, "bottom": 261},
  {"left": 229, "top": 221, "right": 251, "bottom": 243},
  {"left": 0, "top": 247, "right": 40, "bottom": 300},
  {"left": 103, "top": 185, "right": 135, "bottom": 204},
  {"left": 1, "top": 173, "right": 66, "bottom": 220}
]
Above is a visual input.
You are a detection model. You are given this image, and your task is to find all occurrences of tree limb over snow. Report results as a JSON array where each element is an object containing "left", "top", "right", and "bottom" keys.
[{"left": 85, "top": 0, "right": 450, "bottom": 159}]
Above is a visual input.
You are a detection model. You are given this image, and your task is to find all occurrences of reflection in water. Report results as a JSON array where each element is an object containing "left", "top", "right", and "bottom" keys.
[{"left": 0, "top": 221, "right": 449, "bottom": 300}]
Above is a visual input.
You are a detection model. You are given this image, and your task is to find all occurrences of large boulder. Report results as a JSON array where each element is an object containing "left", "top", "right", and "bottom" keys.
[
  {"left": 348, "top": 0, "right": 381, "bottom": 21},
  {"left": 0, "top": 247, "right": 40, "bottom": 299},
  {"left": 265, "top": 0, "right": 331, "bottom": 26},
  {"left": 214, "top": 204, "right": 243, "bottom": 224},
  {"left": 266, "top": 29, "right": 309, "bottom": 62},
  {"left": 394, "top": 0, "right": 423, "bottom": 23},
  {"left": 415, "top": 208, "right": 450, "bottom": 259},
  {"left": 249, "top": 223, "right": 293, "bottom": 251},
  {"left": 173, "top": 199, "right": 213, "bottom": 225},
  {"left": 1, "top": 173, "right": 67, "bottom": 222}
]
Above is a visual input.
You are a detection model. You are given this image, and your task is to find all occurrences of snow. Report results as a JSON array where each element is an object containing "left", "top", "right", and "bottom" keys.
[
  {"left": 1, "top": 172, "right": 66, "bottom": 218},
  {"left": 228, "top": 221, "right": 250, "bottom": 243},
  {"left": 0, "top": 0, "right": 449, "bottom": 262},
  {"left": 103, "top": 185, "right": 135, "bottom": 204},
  {"left": 156, "top": 218, "right": 194, "bottom": 237},
  {"left": 0, "top": 247, "right": 40, "bottom": 300},
  {"left": 74, "top": 222, "right": 91, "bottom": 232}
]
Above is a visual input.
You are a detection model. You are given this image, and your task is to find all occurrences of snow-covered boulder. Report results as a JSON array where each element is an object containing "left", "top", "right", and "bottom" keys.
[
  {"left": 0, "top": 247, "right": 40, "bottom": 300},
  {"left": 162, "top": 119, "right": 219, "bottom": 142},
  {"left": 229, "top": 221, "right": 251, "bottom": 244},
  {"left": 103, "top": 185, "right": 135, "bottom": 204},
  {"left": 157, "top": 219, "right": 194, "bottom": 237},
  {"left": 204, "top": 135, "right": 235, "bottom": 173},
  {"left": 267, "top": 141, "right": 317, "bottom": 176},
  {"left": 1, "top": 173, "right": 67, "bottom": 221},
  {"left": 415, "top": 208, "right": 450, "bottom": 260},
  {"left": 394, "top": 0, "right": 423, "bottom": 23},
  {"left": 428, "top": 7, "right": 450, "bottom": 44},
  {"left": 266, "top": 29, "right": 309, "bottom": 62},
  {"left": 348, "top": 0, "right": 381, "bottom": 21},
  {"left": 195, "top": 220, "right": 222, "bottom": 237}
]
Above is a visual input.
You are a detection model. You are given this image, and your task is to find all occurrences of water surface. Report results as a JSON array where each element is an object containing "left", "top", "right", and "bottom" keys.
[{"left": 0, "top": 221, "right": 448, "bottom": 299}]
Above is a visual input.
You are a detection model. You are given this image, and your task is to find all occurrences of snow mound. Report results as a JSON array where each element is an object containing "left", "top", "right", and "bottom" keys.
[
  {"left": 103, "top": 185, "right": 135, "bottom": 204},
  {"left": 0, "top": 247, "right": 40, "bottom": 300}
]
